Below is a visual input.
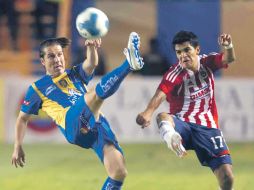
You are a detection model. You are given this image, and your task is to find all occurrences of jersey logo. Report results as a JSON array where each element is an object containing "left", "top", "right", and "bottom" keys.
[
  {"left": 68, "top": 88, "right": 82, "bottom": 105},
  {"left": 45, "top": 85, "right": 57, "bottom": 96},
  {"left": 68, "top": 88, "right": 82, "bottom": 96},
  {"left": 58, "top": 79, "right": 68, "bottom": 88},
  {"left": 23, "top": 100, "right": 30, "bottom": 106},
  {"left": 190, "top": 86, "right": 210, "bottom": 101},
  {"left": 99, "top": 75, "right": 119, "bottom": 93},
  {"left": 188, "top": 80, "right": 194, "bottom": 86},
  {"left": 200, "top": 70, "right": 208, "bottom": 79}
]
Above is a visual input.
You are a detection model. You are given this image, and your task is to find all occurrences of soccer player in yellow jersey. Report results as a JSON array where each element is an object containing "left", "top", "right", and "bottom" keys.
[{"left": 11, "top": 32, "right": 144, "bottom": 190}]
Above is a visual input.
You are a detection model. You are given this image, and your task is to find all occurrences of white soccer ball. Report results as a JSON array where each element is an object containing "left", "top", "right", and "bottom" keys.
[{"left": 76, "top": 7, "right": 109, "bottom": 39}]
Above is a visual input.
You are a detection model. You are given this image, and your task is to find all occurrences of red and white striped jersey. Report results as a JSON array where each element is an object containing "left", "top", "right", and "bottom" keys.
[{"left": 159, "top": 53, "right": 228, "bottom": 128}]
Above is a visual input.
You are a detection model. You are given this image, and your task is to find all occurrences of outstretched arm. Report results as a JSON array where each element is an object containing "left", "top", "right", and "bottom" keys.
[
  {"left": 218, "top": 34, "right": 236, "bottom": 64},
  {"left": 11, "top": 111, "right": 31, "bottom": 168},
  {"left": 136, "top": 89, "right": 166, "bottom": 128},
  {"left": 82, "top": 38, "right": 102, "bottom": 75}
]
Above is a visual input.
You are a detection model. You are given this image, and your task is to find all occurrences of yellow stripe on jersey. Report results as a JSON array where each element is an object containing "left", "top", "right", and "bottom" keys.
[
  {"left": 54, "top": 72, "right": 89, "bottom": 94},
  {"left": 32, "top": 83, "right": 69, "bottom": 129},
  {"left": 54, "top": 73, "right": 77, "bottom": 93}
]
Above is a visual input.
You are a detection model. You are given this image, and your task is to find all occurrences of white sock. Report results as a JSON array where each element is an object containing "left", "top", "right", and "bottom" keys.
[{"left": 158, "top": 121, "right": 176, "bottom": 148}]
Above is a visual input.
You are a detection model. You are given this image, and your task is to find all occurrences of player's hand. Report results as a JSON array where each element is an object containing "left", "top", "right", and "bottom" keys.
[
  {"left": 136, "top": 111, "right": 152, "bottom": 129},
  {"left": 218, "top": 34, "right": 232, "bottom": 47},
  {"left": 11, "top": 145, "right": 25, "bottom": 168},
  {"left": 85, "top": 38, "right": 101, "bottom": 48}
]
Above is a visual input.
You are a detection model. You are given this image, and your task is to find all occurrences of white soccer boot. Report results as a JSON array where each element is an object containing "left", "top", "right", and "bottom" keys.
[
  {"left": 167, "top": 132, "right": 187, "bottom": 158},
  {"left": 124, "top": 32, "right": 144, "bottom": 70}
]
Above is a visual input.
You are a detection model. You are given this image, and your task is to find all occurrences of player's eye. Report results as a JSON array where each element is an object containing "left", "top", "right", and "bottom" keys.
[
  {"left": 184, "top": 48, "right": 191, "bottom": 53},
  {"left": 47, "top": 54, "right": 55, "bottom": 59},
  {"left": 57, "top": 52, "right": 63, "bottom": 57},
  {"left": 176, "top": 50, "right": 181, "bottom": 55}
]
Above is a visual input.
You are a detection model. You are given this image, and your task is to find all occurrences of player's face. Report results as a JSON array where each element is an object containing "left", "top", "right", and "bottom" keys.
[
  {"left": 175, "top": 41, "right": 200, "bottom": 71},
  {"left": 41, "top": 44, "right": 65, "bottom": 78}
]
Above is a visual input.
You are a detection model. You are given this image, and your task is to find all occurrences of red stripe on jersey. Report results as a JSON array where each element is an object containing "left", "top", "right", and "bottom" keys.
[
  {"left": 204, "top": 113, "right": 211, "bottom": 128},
  {"left": 182, "top": 101, "right": 195, "bottom": 123},
  {"left": 194, "top": 99, "right": 205, "bottom": 125}
]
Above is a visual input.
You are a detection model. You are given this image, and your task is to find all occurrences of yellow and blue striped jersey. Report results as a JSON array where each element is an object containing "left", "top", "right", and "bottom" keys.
[{"left": 21, "top": 63, "right": 93, "bottom": 128}]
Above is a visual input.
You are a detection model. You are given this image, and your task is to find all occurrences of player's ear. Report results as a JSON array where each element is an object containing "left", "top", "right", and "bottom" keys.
[
  {"left": 196, "top": 46, "right": 200, "bottom": 54},
  {"left": 40, "top": 58, "right": 45, "bottom": 66}
]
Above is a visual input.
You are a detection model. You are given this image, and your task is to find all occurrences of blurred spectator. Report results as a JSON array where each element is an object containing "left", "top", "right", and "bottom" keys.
[
  {"left": 0, "top": 0, "right": 19, "bottom": 51},
  {"left": 140, "top": 37, "right": 169, "bottom": 75},
  {"left": 32, "top": 0, "right": 60, "bottom": 41}
]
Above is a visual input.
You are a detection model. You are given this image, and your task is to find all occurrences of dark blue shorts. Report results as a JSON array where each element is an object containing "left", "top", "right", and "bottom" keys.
[
  {"left": 59, "top": 96, "right": 123, "bottom": 162},
  {"left": 173, "top": 117, "right": 232, "bottom": 171}
]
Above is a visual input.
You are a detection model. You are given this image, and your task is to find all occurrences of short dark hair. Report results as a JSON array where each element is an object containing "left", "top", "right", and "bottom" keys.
[
  {"left": 172, "top": 31, "right": 199, "bottom": 50},
  {"left": 39, "top": 37, "right": 71, "bottom": 58}
]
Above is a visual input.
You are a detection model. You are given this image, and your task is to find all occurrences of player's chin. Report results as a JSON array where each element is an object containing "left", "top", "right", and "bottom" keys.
[
  {"left": 55, "top": 67, "right": 64, "bottom": 73},
  {"left": 182, "top": 61, "right": 192, "bottom": 69},
  {"left": 52, "top": 69, "right": 64, "bottom": 77},
  {"left": 180, "top": 62, "right": 187, "bottom": 69}
]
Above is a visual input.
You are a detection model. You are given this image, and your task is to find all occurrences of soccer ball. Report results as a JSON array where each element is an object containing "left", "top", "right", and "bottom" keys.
[{"left": 76, "top": 7, "right": 109, "bottom": 39}]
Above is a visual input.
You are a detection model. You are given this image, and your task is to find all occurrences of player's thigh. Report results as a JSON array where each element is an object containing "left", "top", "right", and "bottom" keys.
[
  {"left": 84, "top": 89, "right": 103, "bottom": 118},
  {"left": 92, "top": 116, "right": 123, "bottom": 162}
]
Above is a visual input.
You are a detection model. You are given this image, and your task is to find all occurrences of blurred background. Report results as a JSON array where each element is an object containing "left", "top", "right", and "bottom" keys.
[
  {"left": 1, "top": 0, "right": 253, "bottom": 143},
  {"left": 0, "top": 0, "right": 254, "bottom": 189}
]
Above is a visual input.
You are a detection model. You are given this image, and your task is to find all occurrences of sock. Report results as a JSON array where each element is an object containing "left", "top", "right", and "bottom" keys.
[
  {"left": 101, "top": 177, "right": 123, "bottom": 190},
  {"left": 158, "top": 121, "right": 176, "bottom": 148},
  {"left": 96, "top": 60, "right": 131, "bottom": 99}
]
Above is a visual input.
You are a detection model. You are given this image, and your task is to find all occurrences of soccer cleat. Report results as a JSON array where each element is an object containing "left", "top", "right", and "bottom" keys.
[
  {"left": 167, "top": 132, "right": 187, "bottom": 158},
  {"left": 124, "top": 32, "right": 144, "bottom": 70}
]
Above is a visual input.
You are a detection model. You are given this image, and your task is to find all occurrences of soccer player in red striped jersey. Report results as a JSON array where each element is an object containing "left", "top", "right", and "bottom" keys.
[{"left": 136, "top": 31, "right": 236, "bottom": 190}]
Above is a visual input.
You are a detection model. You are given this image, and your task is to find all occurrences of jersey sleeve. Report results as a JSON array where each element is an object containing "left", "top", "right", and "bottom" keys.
[
  {"left": 158, "top": 72, "right": 175, "bottom": 95},
  {"left": 20, "top": 85, "right": 42, "bottom": 115},
  {"left": 72, "top": 63, "right": 94, "bottom": 85},
  {"left": 202, "top": 53, "right": 228, "bottom": 72}
]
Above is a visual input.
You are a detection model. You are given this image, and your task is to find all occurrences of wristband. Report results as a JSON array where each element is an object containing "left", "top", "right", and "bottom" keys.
[{"left": 224, "top": 43, "right": 233, "bottom": 49}]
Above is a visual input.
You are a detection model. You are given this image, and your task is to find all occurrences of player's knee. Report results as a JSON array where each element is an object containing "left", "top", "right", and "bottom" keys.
[
  {"left": 220, "top": 171, "right": 234, "bottom": 189},
  {"left": 112, "top": 166, "right": 128, "bottom": 180},
  {"left": 156, "top": 112, "right": 173, "bottom": 126}
]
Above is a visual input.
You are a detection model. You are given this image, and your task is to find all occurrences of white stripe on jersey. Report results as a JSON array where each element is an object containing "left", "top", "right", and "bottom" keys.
[
  {"left": 166, "top": 64, "right": 182, "bottom": 82},
  {"left": 172, "top": 68, "right": 182, "bottom": 83}
]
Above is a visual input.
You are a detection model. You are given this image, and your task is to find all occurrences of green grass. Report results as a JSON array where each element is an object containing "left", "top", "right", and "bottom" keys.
[{"left": 1, "top": 143, "right": 254, "bottom": 190}]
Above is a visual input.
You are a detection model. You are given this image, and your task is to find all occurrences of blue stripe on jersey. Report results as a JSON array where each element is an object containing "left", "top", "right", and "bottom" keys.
[
  {"left": 67, "top": 69, "right": 87, "bottom": 94},
  {"left": 34, "top": 75, "right": 73, "bottom": 108},
  {"left": 21, "top": 85, "right": 42, "bottom": 115}
]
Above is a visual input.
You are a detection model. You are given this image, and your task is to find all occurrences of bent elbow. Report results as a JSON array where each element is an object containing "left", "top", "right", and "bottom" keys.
[{"left": 227, "top": 57, "right": 236, "bottom": 64}]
